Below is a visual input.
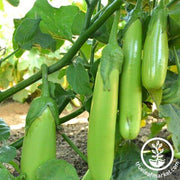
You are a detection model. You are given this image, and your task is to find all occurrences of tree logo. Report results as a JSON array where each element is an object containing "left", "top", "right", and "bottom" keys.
[{"left": 140, "top": 137, "right": 174, "bottom": 171}]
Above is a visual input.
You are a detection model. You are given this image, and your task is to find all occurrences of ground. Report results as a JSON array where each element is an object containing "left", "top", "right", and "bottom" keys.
[{"left": 0, "top": 101, "right": 180, "bottom": 179}]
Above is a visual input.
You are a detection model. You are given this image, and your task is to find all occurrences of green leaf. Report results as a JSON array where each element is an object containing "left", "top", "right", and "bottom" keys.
[
  {"left": 168, "top": 2, "right": 180, "bottom": 37},
  {"left": 112, "top": 142, "right": 157, "bottom": 180},
  {"left": 80, "top": 42, "right": 92, "bottom": 61},
  {"left": 71, "top": 10, "right": 85, "bottom": 35},
  {"left": 36, "top": 159, "right": 79, "bottom": 180},
  {"left": 162, "top": 48, "right": 180, "bottom": 105},
  {"left": 13, "top": 19, "right": 26, "bottom": 57},
  {"left": 6, "top": 0, "right": 19, "bottom": 7},
  {"left": 14, "top": 18, "right": 56, "bottom": 51},
  {"left": 160, "top": 104, "right": 180, "bottom": 151},
  {"left": 75, "top": 57, "right": 88, "bottom": 66},
  {"left": 164, "top": 70, "right": 178, "bottom": 87},
  {"left": 12, "top": 89, "right": 29, "bottom": 103},
  {"left": 66, "top": 63, "right": 92, "bottom": 96},
  {"left": 47, "top": 82, "right": 75, "bottom": 112},
  {"left": 0, "top": 146, "right": 16, "bottom": 163},
  {"left": 0, "top": 118, "right": 10, "bottom": 141},
  {"left": 149, "top": 122, "right": 166, "bottom": 139},
  {"left": 31, "top": 29, "right": 56, "bottom": 51},
  {"left": 25, "top": 0, "right": 80, "bottom": 41},
  {"left": 0, "top": 165, "right": 14, "bottom": 180},
  {"left": 149, "top": 88, "right": 162, "bottom": 109},
  {"left": 14, "top": 18, "right": 41, "bottom": 47}
]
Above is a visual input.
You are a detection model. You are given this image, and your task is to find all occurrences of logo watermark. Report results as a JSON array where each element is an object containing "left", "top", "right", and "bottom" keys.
[
  {"left": 136, "top": 161, "right": 180, "bottom": 178},
  {"left": 136, "top": 137, "right": 179, "bottom": 178}
]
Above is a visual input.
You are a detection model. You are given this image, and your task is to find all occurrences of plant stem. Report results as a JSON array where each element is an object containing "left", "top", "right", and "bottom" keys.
[
  {"left": 59, "top": 106, "right": 85, "bottom": 124},
  {"left": 58, "top": 98, "right": 73, "bottom": 115},
  {"left": 89, "top": 0, "right": 100, "bottom": 71},
  {"left": 83, "top": 0, "right": 99, "bottom": 30},
  {"left": 10, "top": 136, "right": 24, "bottom": 149},
  {"left": 0, "top": 0, "right": 122, "bottom": 103},
  {"left": 41, "top": 64, "right": 50, "bottom": 97},
  {"left": 61, "top": 133, "right": 88, "bottom": 163},
  {"left": 0, "top": 48, "right": 19, "bottom": 66}
]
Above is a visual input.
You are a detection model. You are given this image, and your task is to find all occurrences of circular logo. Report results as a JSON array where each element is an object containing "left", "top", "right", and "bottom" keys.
[{"left": 140, "top": 137, "right": 174, "bottom": 171}]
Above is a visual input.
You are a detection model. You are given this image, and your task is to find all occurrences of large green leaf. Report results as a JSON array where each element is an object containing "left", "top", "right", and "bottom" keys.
[
  {"left": 71, "top": 10, "right": 85, "bottom": 35},
  {"left": 112, "top": 142, "right": 157, "bottom": 180},
  {"left": 14, "top": 18, "right": 41, "bottom": 47},
  {"left": 36, "top": 159, "right": 79, "bottom": 180},
  {"left": 162, "top": 49, "right": 180, "bottom": 104},
  {"left": 25, "top": 0, "right": 80, "bottom": 41},
  {"left": 160, "top": 104, "right": 180, "bottom": 152},
  {"left": 163, "top": 70, "right": 177, "bottom": 90},
  {"left": 0, "top": 118, "right": 10, "bottom": 141},
  {"left": 14, "top": 18, "right": 56, "bottom": 51},
  {"left": 66, "top": 63, "right": 92, "bottom": 96},
  {"left": 0, "top": 146, "right": 16, "bottom": 163},
  {"left": 168, "top": 2, "right": 180, "bottom": 37}
]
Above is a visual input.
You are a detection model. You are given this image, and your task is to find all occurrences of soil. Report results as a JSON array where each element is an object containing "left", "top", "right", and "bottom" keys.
[{"left": 0, "top": 101, "right": 180, "bottom": 179}]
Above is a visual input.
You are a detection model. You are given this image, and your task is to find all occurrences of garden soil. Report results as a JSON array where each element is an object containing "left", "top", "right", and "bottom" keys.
[{"left": 0, "top": 102, "right": 180, "bottom": 179}]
